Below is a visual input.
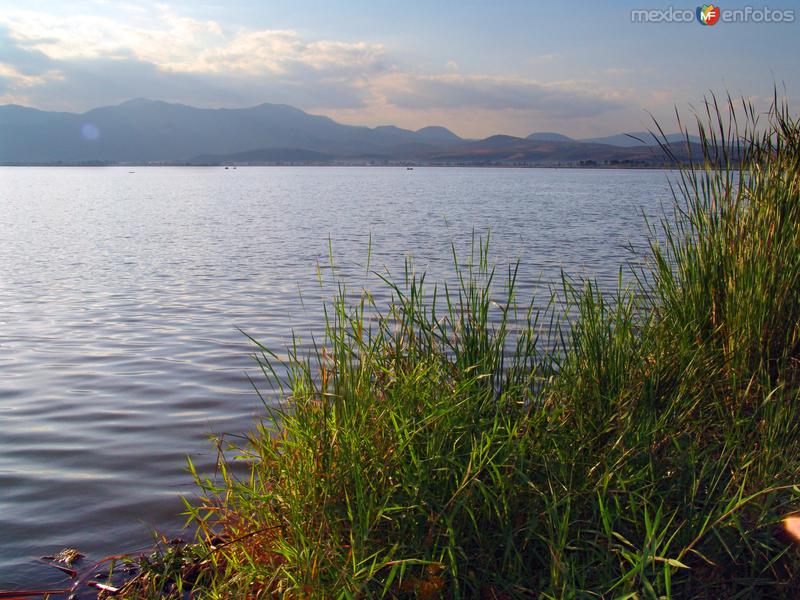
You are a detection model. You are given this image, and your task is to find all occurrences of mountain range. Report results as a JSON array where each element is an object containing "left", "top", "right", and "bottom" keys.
[{"left": 0, "top": 99, "right": 698, "bottom": 166}]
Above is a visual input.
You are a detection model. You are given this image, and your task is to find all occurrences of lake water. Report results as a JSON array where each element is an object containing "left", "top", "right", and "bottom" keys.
[{"left": 0, "top": 166, "right": 674, "bottom": 588}]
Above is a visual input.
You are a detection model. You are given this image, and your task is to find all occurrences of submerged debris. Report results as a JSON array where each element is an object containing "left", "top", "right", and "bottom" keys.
[
  {"left": 42, "top": 547, "right": 84, "bottom": 567},
  {"left": 0, "top": 544, "right": 157, "bottom": 599}
]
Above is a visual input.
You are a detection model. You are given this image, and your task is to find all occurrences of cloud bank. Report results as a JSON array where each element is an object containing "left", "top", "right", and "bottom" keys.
[{"left": 0, "top": 6, "right": 631, "bottom": 136}]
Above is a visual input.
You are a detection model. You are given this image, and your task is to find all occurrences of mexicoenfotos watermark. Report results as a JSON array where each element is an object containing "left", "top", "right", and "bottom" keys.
[{"left": 631, "top": 5, "right": 796, "bottom": 24}]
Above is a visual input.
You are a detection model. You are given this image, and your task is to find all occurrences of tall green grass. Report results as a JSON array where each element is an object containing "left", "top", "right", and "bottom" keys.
[{"left": 132, "top": 95, "right": 800, "bottom": 598}]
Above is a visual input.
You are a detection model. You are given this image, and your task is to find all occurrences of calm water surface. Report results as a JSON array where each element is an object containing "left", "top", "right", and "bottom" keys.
[{"left": 0, "top": 166, "right": 672, "bottom": 587}]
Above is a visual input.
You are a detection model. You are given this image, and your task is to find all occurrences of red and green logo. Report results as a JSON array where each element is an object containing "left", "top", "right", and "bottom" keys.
[{"left": 697, "top": 4, "right": 721, "bottom": 25}]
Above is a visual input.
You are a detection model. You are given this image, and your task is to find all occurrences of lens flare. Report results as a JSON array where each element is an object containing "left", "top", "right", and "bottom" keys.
[{"left": 81, "top": 123, "right": 100, "bottom": 141}]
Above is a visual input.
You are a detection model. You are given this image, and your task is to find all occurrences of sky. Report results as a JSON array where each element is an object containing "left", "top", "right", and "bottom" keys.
[{"left": 0, "top": 0, "right": 798, "bottom": 138}]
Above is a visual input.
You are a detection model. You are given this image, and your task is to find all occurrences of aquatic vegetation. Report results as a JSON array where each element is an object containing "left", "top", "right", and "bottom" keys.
[
  {"left": 128, "top": 93, "right": 800, "bottom": 598},
  {"left": 41, "top": 548, "right": 84, "bottom": 568}
]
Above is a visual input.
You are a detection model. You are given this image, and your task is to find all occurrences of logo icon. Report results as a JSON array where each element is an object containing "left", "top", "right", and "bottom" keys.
[{"left": 697, "top": 4, "right": 721, "bottom": 25}]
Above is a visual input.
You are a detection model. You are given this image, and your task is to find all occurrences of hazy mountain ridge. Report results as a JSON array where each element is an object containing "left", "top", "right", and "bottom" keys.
[
  {"left": 527, "top": 132, "right": 574, "bottom": 142},
  {"left": 0, "top": 99, "right": 695, "bottom": 165},
  {"left": 581, "top": 131, "right": 702, "bottom": 147}
]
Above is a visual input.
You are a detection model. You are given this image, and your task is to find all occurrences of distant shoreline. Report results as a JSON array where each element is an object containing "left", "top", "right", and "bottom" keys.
[{"left": 1, "top": 99, "right": 702, "bottom": 170}]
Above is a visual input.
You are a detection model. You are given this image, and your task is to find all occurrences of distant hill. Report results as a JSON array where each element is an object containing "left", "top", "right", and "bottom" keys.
[
  {"left": 526, "top": 132, "right": 574, "bottom": 142},
  {"left": 525, "top": 130, "right": 699, "bottom": 147},
  {"left": 0, "top": 99, "right": 460, "bottom": 163},
  {"left": 0, "top": 99, "right": 699, "bottom": 166},
  {"left": 423, "top": 137, "right": 689, "bottom": 165},
  {"left": 581, "top": 132, "right": 702, "bottom": 147},
  {"left": 415, "top": 126, "right": 463, "bottom": 144}
]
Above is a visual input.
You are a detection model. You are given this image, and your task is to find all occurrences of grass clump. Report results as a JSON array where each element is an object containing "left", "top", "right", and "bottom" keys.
[{"left": 133, "top": 94, "right": 800, "bottom": 598}]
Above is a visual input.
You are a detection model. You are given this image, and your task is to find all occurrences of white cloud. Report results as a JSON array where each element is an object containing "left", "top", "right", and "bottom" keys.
[
  {"left": 604, "top": 68, "right": 634, "bottom": 76},
  {"left": 0, "top": 6, "right": 636, "bottom": 135},
  {"left": 382, "top": 73, "right": 626, "bottom": 117},
  {"left": 0, "top": 7, "right": 385, "bottom": 76},
  {"left": 527, "top": 53, "right": 559, "bottom": 64},
  {"left": 0, "top": 63, "right": 57, "bottom": 89},
  {"left": 189, "top": 30, "right": 387, "bottom": 77}
]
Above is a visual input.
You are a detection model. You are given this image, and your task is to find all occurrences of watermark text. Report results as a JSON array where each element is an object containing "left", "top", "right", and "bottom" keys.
[{"left": 631, "top": 5, "right": 795, "bottom": 24}]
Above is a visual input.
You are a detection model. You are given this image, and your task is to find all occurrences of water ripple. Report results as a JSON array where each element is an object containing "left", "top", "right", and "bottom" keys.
[{"left": 0, "top": 166, "right": 673, "bottom": 587}]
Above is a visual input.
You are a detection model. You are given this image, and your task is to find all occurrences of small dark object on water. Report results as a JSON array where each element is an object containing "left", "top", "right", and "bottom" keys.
[{"left": 42, "top": 547, "right": 84, "bottom": 566}]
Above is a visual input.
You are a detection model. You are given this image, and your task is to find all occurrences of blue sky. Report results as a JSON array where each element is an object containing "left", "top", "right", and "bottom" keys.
[{"left": 0, "top": 0, "right": 797, "bottom": 137}]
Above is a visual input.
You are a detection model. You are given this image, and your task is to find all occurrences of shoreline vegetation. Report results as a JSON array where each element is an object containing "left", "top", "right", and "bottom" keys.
[
  {"left": 134, "top": 96, "right": 798, "bottom": 597},
  {"left": 14, "top": 93, "right": 798, "bottom": 598}
]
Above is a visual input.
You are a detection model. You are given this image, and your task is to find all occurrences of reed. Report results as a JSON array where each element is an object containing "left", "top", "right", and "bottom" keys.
[{"left": 130, "top": 93, "right": 800, "bottom": 598}]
